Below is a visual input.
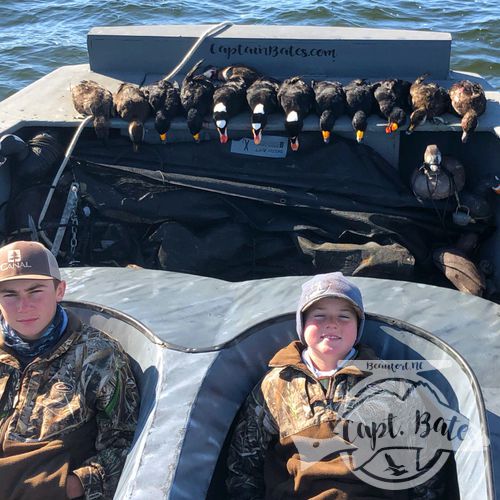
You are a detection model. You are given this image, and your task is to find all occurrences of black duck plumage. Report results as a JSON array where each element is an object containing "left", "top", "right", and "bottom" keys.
[
  {"left": 313, "top": 80, "right": 346, "bottom": 143},
  {"left": 449, "top": 80, "right": 487, "bottom": 143},
  {"left": 180, "top": 59, "right": 215, "bottom": 142},
  {"left": 71, "top": 80, "right": 114, "bottom": 142},
  {"left": 372, "top": 78, "right": 411, "bottom": 134},
  {"left": 217, "top": 65, "right": 260, "bottom": 87},
  {"left": 407, "top": 74, "right": 450, "bottom": 134},
  {"left": 277, "top": 76, "right": 315, "bottom": 151},
  {"left": 142, "top": 79, "right": 182, "bottom": 141},
  {"left": 212, "top": 77, "right": 248, "bottom": 143},
  {"left": 246, "top": 76, "right": 280, "bottom": 144},
  {"left": 114, "top": 82, "right": 151, "bottom": 152},
  {"left": 344, "top": 79, "right": 374, "bottom": 142}
]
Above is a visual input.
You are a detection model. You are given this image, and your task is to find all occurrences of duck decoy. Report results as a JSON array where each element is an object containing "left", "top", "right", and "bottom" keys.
[
  {"left": 246, "top": 76, "right": 280, "bottom": 145},
  {"left": 114, "top": 83, "right": 151, "bottom": 152},
  {"left": 312, "top": 80, "right": 346, "bottom": 143},
  {"left": 71, "top": 80, "right": 114, "bottom": 142},
  {"left": 433, "top": 247, "right": 486, "bottom": 296},
  {"left": 142, "top": 79, "right": 182, "bottom": 142},
  {"left": 180, "top": 59, "right": 215, "bottom": 143},
  {"left": 407, "top": 74, "right": 450, "bottom": 134},
  {"left": 411, "top": 144, "right": 465, "bottom": 200},
  {"left": 277, "top": 76, "right": 315, "bottom": 151},
  {"left": 344, "top": 79, "right": 374, "bottom": 143},
  {"left": 449, "top": 80, "right": 487, "bottom": 143},
  {"left": 372, "top": 78, "right": 411, "bottom": 134},
  {"left": 212, "top": 77, "right": 248, "bottom": 144}
]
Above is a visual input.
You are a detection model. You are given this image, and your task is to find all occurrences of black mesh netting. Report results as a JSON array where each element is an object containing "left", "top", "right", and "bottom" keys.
[{"left": 8, "top": 133, "right": 493, "bottom": 283}]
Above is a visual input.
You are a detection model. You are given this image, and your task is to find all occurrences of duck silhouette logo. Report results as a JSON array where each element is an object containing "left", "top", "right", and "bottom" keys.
[{"left": 291, "top": 361, "right": 485, "bottom": 490}]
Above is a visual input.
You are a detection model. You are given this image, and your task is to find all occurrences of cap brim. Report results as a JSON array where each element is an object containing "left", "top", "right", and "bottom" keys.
[
  {"left": 0, "top": 274, "right": 58, "bottom": 284},
  {"left": 301, "top": 293, "right": 364, "bottom": 320}
]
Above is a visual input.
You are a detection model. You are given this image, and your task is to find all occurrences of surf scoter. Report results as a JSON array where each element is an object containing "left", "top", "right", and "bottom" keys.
[
  {"left": 277, "top": 76, "right": 315, "bottom": 151},
  {"left": 344, "top": 79, "right": 374, "bottom": 143},
  {"left": 372, "top": 78, "right": 411, "bottom": 134},
  {"left": 71, "top": 80, "right": 114, "bottom": 142},
  {"left": 142, "top": 79, "right": 182, "bottom": 142},
  {"left": 246, "top": 76, "right": 280, "bottom": 144},
  {"left": 180, "top": 60, "right": 215, "bottom": 142},
  {"left": 449, "top": 80, "right": 487, "bottom": 143},
  {"left": 313, "top": 80, "right": 346, "bottom": 143},
  {"left": 407, "top": 74, "right": 450, "bottom": 134},
  {"left": 114, "top": 83, "right": 151, "bottom": 152},
  {"left": 212, "top": 77, "right": 248, "bottom": 143}
]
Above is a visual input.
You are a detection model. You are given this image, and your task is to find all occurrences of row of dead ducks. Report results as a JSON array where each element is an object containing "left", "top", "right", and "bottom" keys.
[{"left": 71, "top": 60, "right": 488, "bottom": 152}]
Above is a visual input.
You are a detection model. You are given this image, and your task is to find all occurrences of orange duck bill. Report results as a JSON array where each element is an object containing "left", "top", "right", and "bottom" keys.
[
  {"left": 321, "top": 130, "right": 331, "bottom": 143},
  {"left": 385, "top": 122, "right": 398, "bottom": 134},
  {"left": 290, "top": 136, "right": 299, "bottom": 151},
  {"left": 252, "top": 128, "right": 262, "bottom": 145}
]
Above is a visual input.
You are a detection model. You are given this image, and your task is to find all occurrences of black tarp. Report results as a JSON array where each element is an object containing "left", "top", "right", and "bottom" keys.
[{"left": 8, "top": 133, "right": 493, "bottom": 283}]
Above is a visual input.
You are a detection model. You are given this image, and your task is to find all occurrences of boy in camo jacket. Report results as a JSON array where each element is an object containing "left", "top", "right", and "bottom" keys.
[
  {"left": 0, "top": 241, "right": 139, "bottom": 500},
  {"left": 226, "top": 272, "right": 447, "bottom": 499}
]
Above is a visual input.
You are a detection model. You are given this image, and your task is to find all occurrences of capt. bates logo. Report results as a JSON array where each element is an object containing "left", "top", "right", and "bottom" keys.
[{"left": 292, "top": 360, "right": 484, "bottom": 490}]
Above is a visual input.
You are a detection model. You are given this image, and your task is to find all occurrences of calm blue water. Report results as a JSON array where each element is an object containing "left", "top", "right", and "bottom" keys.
[{"left": 0, "top": 0, "right": 498, "bottom": 101}]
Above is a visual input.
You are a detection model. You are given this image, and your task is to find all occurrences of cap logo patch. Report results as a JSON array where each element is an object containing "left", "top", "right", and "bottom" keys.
[
  {"left": 7, "top": 250, "right": 21, "bottom": 263},
  {"left": 0, "top": 250, "right": 32, "bottom": 272}
]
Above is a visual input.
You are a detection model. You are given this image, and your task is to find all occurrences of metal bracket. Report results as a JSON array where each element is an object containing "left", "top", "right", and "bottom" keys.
[{"left": 51, "top": 182, "right": 79, "bottom": 257}]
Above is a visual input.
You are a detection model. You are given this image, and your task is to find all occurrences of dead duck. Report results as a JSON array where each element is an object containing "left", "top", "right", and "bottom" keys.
[
  {"left": 142, "top": 79, "right": 182, "bottom": 142},
  {"left": 180, "top": 59, "right": 215, "bottom": 143},
  {"left": 216, "top": 64, "right": 260, "bottom": 87},
  {"left": 407, "top": 74, "right": 450, "bottom": 134},
  {"left": 212, "top": 77, "right": 248, "bottom": 143},
  {"left": 449, "top": 80, "right": 487, "bottom": 143},
  {"left": 71, "top": 80, "right": 114, "bottom": 142},
  {"left": 246, "top": 76, "right": 280, "bottom": 144},
  {"left": 114, "top": 83, "right": 151, "bottom": 152},
  {"left": 277, "top": 76, "right": 315, "bottom": 151},
  {"left": 312, "top": 80, "right": 346, "bottom": 143},
  {"left": 372, "top": 79, "right": 411, "bottom": 134},
  {"left": 411, "top": 144, "right": 465, "bottom": 200},
  {"left": 344, "top": 79, "right": 374, "bottom": 143}
]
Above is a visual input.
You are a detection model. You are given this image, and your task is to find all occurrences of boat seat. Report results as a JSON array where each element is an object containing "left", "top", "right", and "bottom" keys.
[
  {"left": 171, "top": 314, "right": 488, "bottom": 499},
  {"left": 63, "top": 301, "right": 163, "bottom": 499}
]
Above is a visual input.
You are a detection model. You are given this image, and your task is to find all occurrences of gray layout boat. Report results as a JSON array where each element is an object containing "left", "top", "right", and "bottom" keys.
[{"left": 0, "top": 23, "right": 498, "bottom": 500}]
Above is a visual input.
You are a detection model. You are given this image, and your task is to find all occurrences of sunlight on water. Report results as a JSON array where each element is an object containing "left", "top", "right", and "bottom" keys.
[{"left": 0, "top": 0, "right": 498, "bottom": 100}]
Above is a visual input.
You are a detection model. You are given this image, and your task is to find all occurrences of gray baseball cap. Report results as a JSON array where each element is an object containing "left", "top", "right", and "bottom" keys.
[{"left": 296, "top": 272, "right": 365, "bottom": 344}]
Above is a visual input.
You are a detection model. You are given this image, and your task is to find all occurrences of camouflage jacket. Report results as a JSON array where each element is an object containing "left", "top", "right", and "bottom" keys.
[
  {"left": 0, "top": 311, "right": 140, "bottom": 500},
  {"left": 227, "top": 341, "right": 448, "bottom": 500}
]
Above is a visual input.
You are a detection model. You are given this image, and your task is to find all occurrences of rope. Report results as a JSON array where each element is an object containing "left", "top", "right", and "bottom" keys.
[
  {"left": 163, "top": 22, "right": 233, "bottom": 80},
  {"left": 37, "top": 21, "right": 234, "bottom": 249}
]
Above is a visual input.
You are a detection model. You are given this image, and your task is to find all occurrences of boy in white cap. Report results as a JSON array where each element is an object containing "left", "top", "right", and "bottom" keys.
[
  {"left": 226, "top": 272, "right": 444, "bottom": 499},
  {"left": 0, "top": 241, "right": 139, "bottom": 500}
]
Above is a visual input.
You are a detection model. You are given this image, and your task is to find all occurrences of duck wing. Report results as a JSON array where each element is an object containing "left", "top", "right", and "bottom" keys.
[
  {"left": 71, "top": 80, "right": 113, "bottom": 119},
  {"left": 313, "top": 80, "right": 345, "bottom": 116},
  {"left": 213, "top": 78, "right": 247, "bottom": 117},
  {"left": 219, "top": 65, "right": 260, "bottom": 86},
  {"left": 344, "top": 79, "right": 373, "bottom": 116},
  {"left": 449, "top": 80, "right": 486, "bottom": 117},
  {"left": 114, "top": 83, "right": 150, "bottom": 122},
  {"left": 246, "top": 77, "right": 280, "bottom": 112},
  {"left": 278, "top": 76, "right": 315, "bottom": 117}
]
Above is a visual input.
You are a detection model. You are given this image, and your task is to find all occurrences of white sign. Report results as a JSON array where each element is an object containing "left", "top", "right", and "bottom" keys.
[{"left": 230, "top": 136, "right": 288, "bottom": 158}]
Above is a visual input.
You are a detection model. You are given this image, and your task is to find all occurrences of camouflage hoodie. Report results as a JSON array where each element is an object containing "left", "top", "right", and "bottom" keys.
[
  {"left": 226, "top": 341, "right": 447, "bottom": 500},
  {"left": 0, "top": 311, "right": 139, "bottom": 500}
]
